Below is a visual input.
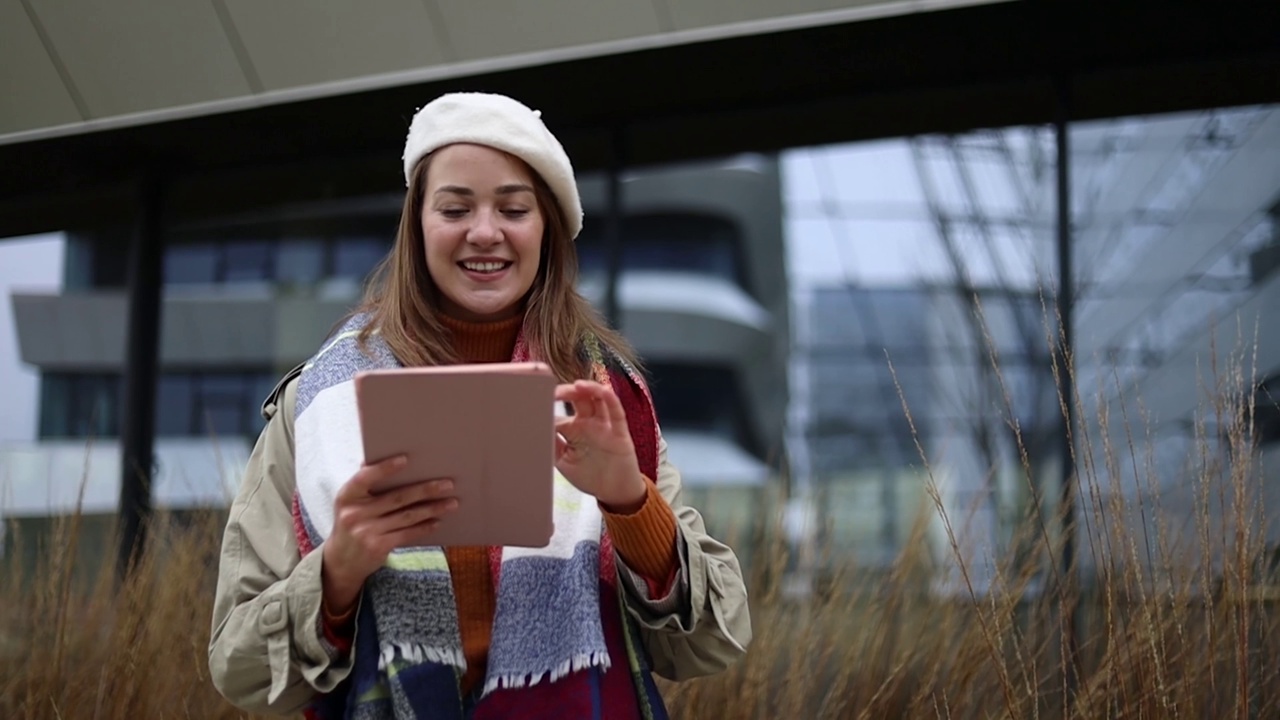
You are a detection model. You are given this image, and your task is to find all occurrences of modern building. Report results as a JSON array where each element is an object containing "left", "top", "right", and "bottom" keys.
[
  {"left": 793, "top": 285, "right": 1056, "bottom": 582},
  {"left": 1068, "top": 106, "right": 1280, "bottom": 579},
  {"left": 784, "top": 108, "right": 1280, "bottom": 595},
  {"left": 3, "top": 156, "right": 788, "bottom": 552}
]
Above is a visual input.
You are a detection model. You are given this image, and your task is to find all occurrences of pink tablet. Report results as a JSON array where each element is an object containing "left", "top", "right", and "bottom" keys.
[{"left": 354, "top": 362, "right": 557, "bottom": 548}]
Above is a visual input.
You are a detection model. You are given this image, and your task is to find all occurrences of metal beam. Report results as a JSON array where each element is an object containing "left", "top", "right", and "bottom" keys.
[
  {"left": 5, "top": 3, "right": 1279, "bottom": 241},
  {"left": 117, "top": 176, "right": 165, "bottom": 578}
]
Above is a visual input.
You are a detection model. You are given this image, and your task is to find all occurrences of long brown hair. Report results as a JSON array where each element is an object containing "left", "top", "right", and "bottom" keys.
[{"left": 354, "top": 152, "right": 640, "bottom": 382}]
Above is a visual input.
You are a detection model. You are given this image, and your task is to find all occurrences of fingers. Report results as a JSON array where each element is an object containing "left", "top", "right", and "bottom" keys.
[
  {"left": 555, "top": 381, "right": 625, "bottom": 424},
  {"left": 592, "top": 381, "right": 628, "bottom": 425},
  {"left": 341, "top": 455, "right": 408, "bottom": 499},
  {"left": 337, "top": 458, "right": 457, "bottom": 541},
  {"left": 368, "top": 478, "right": 456, "bottom": 517},
  {"left": 555, "top": 383, "right": 595, "bottom": 420},
  {"left": 379, "top": 498, "right": 458, "bottom": 533},
  {"left": 342, "top": 454, "right": 456, "bottom": 506},
  {"left": 333, "top": 485, "right": 458, "bottom": 556},
  {"left": 329, "top": 460, "right": 458, "bottom": 570},
  {"left": 387, "top": 520, "right": 444, "bottom": 550}
]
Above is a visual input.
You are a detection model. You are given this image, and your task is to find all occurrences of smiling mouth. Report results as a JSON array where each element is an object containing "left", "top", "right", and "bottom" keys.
[{"left": 459, "top": 261, "right": 512, "bottom": 274}]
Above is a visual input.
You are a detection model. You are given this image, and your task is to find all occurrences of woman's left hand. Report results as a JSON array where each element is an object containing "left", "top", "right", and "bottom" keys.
[{"left": 554, "top": 380, "right": 647, "bottom": 513}]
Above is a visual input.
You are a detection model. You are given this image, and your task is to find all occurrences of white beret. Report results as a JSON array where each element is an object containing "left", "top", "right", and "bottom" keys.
[{"left": 402, "top": 92, "right": 583, "bottom": 239}]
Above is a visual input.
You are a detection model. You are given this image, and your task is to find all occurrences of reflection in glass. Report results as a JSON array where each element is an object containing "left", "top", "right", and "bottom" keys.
[
  {"left": 1070, "top": 104, "right": 1280, "bottom": 588},
  {"left": 783, "top": 127, "right": 1061, "bottom": 588}
]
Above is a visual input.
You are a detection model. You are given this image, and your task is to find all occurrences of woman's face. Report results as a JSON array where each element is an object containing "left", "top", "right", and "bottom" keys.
[{"left": 421, "top": 143, "right": 545, "bottom": 322}]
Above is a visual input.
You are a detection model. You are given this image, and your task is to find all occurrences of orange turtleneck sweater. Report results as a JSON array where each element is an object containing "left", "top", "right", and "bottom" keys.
[{"left": 323, "top": 313, "right": 680, "bottom": 696}]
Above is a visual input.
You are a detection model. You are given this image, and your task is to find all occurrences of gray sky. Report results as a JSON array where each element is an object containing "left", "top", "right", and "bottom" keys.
[{"left": 0, "top": 233, "right": 63, "bottom": 443}]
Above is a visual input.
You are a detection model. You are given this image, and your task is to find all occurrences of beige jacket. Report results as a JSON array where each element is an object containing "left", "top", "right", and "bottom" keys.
[{"left": 208, "top": 371, "right": 752, "bottom": 716}]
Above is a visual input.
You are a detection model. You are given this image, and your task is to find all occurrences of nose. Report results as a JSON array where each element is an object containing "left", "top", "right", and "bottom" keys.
[{"left": 466, "top": 210, "right": 502, "bottom": 247}]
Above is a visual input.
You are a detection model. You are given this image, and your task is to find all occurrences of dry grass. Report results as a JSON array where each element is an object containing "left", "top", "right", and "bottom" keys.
[
  {"left": 1, "top": 511, "right": 247, "bottom": 719},
  {"left": 4, "top": 329, "right": 1279, "bottom": 719},
  {"left": 655, "top": 309, "right": 1280, "bottom": 719}
]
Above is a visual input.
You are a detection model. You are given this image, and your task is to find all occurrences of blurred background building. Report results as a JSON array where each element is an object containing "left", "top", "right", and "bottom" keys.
[
  {"left": 784, "top": 108, "right": 1280, "bottom": 596},
  {"left": 1, "top": 1, "right": 1278, "bottom": 597},
  {"left": 2, "top": 156, "right": 788, "bottom": 571}
]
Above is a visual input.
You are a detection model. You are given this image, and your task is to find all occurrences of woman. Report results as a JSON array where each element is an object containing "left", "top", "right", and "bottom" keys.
[{"left": 208, "top": 92, "right": 751, "bottom": 719}]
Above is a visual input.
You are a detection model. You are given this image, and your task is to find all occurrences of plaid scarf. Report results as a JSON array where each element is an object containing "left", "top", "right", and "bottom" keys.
[{"left": 291, "top": 313, "right": 669, "bottom": 720}]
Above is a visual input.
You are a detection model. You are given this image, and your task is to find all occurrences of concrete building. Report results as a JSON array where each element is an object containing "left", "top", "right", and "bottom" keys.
[{"left": 4, "top": 156, "right": 788, "bottom": 533}]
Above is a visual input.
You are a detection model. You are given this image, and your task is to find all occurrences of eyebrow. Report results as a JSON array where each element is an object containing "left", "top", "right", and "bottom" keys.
[{"left": 434, "top": 184, "right": 535, "bottom": 196}]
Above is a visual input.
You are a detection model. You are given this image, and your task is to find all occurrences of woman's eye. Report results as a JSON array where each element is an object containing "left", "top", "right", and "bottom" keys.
[
  {"left": 441, "top": 208, "right": 467, "bottom": 218},
  {"left": 503, "top": 208, "right": 530, "bottom": 218}
]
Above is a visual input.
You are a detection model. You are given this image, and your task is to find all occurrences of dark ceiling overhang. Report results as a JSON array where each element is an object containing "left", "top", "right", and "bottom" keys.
[{"left": 1, "top": 0, "right": 1278, "bottom": 239}]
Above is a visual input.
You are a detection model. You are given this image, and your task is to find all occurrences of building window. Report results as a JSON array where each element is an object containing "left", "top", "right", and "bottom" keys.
[
  {"left": 275, "top": 238, "right": 326, "bottom": 285},
  {"left": 64, "top": 230, "right": 131, "bottom": 290},
  {"left": 577, "top": 212, "right": 748, "bottom": 291},
  {"left": 39, "top": 371, "right": 275, "bottom": 440},
  {"left": 155, "top": 375, "right": 195, "bottom": 437},
  {"left": 198, "top": 375, "right": 251, "bottom": 438},
  {"left": 39, "top": 374, "right": 120, "bottom": 439},
  {"left": 164, "top": 243, "right": 220, "bottom": 284},
  {"left": 222, "top": 240, "right": 273, "bottom": 283},
  {"left": 81, "top": 225, "right": 396, "bottom": 290},
  {"left": 333, "top": 237, "right": 387, "bottom": 282},
  {"left": 644, "top": 362, "right": 758, "bottom": 455}
]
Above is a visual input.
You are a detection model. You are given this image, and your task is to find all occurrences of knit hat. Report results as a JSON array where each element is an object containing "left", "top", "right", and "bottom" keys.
[{"left": 402, "top": 92, "right": 583, "bottom": 239}]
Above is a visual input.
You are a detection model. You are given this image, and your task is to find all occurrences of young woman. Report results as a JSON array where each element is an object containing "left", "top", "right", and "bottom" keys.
[{"left": 208, "top": 92, "right": 751, "bottom": 719}]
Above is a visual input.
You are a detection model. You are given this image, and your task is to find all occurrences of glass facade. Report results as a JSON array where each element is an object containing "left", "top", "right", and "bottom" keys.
[
  {"left": 776, "top": 104, "right": 1280, "bottom": 593},
  {"left": 782, "top": 129, "right": 1062, "bottom": 582},
  {"left": 64, "top": 221, "right": 396, "bottom": 292},
  {"left": 36, "top": 373, "right": 119, "bottom": 441},
  {"left": 1069, "top": 105, "right": 1280, "bottom": 579},
  {"left": 39, "top": 371, "right": 275, "bottom": 440},
  {"left": 1071, "top": 108, "right": 1279, "bottom": 401},
  {"left": 161, "top": 235, "right": 389, "bottom": 288},
  {"left": 577, "top": 212, "right": 748, "bottom": 290}
]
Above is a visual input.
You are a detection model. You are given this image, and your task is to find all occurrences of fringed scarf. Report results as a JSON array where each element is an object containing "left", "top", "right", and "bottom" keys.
[{"left": 290, "top": 313, "right": 669, "bottom": 720}]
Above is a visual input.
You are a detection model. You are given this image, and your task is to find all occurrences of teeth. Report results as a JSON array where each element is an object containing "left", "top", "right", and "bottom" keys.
[{"left": 463, "top": 261, "right": 506, "bottom": 273}]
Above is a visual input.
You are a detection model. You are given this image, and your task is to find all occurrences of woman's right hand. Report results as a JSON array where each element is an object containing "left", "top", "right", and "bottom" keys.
[{"left": 320, "top": 455, "right": 459, "bottom": 616}]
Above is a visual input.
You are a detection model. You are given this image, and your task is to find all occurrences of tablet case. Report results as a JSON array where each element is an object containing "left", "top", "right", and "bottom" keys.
[{"left": 353, "top": 362, "right": 557, "bottom": 548}]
